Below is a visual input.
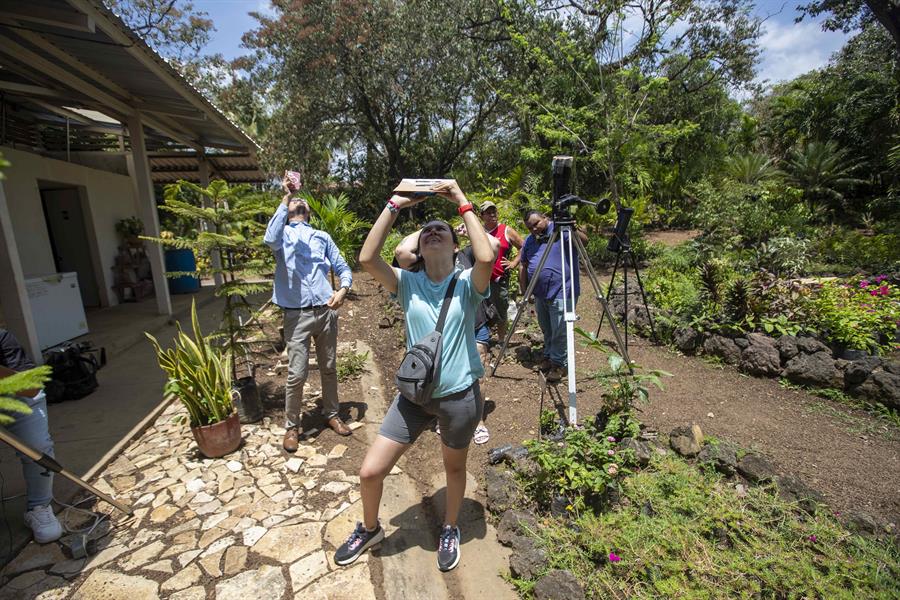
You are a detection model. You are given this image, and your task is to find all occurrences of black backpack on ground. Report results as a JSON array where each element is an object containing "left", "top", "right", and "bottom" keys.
[{"left": 44, "top": 342, "right": 105, "bottom": 403}]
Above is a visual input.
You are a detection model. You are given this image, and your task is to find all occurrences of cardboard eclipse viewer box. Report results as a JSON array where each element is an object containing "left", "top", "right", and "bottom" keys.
[{"left": 393, "top": 178, "right": 456, "bottom": 195}]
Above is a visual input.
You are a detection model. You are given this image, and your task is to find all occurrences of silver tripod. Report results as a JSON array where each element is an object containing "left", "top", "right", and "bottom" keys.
[{"left": 490, "top": 219, "right": 631, "bottom": 424}]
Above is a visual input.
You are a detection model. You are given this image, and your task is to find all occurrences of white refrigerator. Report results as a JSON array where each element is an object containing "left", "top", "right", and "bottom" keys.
[{"left": 25, "top": 272, "right": 89, "bottom": 349}]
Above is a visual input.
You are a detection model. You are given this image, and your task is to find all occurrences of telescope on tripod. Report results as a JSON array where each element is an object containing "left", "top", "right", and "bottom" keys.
[{"left": 490, "top": 156, "right": 634, "bottom": 424}]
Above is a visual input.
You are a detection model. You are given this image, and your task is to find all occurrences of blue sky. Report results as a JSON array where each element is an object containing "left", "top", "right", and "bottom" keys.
[{"left": 193, "top": 0, "right": 852, "bottom": 87}]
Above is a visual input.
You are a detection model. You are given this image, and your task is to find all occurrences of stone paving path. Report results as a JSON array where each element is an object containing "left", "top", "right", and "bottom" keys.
[
  {"left": 0, "top": 340, "right": 517, "bottom": 600},
  {"left": 1, "top": 394, "right": 375, "bottom": 599}
]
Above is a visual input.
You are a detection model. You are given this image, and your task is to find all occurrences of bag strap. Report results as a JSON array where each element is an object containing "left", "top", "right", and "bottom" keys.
[{"left": 434, "top": 273, "right": 459, "bottom": 335}]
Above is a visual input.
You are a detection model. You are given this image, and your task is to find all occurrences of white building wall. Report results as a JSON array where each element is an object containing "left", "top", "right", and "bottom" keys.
[{"left": 0, "top": 146, "right": 140, "bottom": 307}]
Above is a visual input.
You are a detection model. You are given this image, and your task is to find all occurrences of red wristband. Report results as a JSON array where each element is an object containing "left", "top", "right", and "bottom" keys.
[{"left": 457, "top": 203, "right": 474, "bottom": 216}]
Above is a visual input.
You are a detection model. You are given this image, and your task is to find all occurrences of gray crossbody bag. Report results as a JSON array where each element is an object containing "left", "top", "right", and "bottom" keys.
[{"left": 395, "top": 273, "right": 458, "bottom": 406}]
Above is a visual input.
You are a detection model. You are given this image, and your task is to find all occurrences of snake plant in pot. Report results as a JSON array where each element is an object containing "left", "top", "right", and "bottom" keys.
[{"left": 146, "top": 300, "right": 241, "bottom": 458}]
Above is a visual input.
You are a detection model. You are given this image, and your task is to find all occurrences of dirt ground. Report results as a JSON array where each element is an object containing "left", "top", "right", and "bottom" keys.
[
  {"left": 282, "top": 269, "right": 897, "bottom": 531},
  {"left": 252, "top": 258, "right": 898, "bottom": 539}
]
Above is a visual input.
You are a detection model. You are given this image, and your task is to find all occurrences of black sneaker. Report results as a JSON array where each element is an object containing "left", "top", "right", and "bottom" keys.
[
  {"left": 437, "top": 524, "right": 461, "bottom": 571},
  {"left": 334, "top": 522, "right": 384, "bottom": 566}
]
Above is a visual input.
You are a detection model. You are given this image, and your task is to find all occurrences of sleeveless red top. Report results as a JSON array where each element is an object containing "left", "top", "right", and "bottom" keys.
[{"left": 488, "top": 223, "right": 511, "bottom": 281}]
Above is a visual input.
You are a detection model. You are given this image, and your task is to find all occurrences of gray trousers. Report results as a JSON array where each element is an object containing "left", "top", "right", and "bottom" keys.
[{"left": 283, "top": 306, "right": 340, "bottom": 427}]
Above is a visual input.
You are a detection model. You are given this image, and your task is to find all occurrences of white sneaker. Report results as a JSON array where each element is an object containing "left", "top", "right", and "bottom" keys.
[{"left": 24, "top": 504, "right": 63, "bottom": 544}]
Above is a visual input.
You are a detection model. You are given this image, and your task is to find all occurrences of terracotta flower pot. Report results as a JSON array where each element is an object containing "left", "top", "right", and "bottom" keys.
[{"left": 191, "top": 412, "right": 241, "bottom": 458}]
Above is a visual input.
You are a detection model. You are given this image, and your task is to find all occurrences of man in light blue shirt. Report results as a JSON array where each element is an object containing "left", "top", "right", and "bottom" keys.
[{"left": 264, "top": 181, "right": 354, "bottom": 449}]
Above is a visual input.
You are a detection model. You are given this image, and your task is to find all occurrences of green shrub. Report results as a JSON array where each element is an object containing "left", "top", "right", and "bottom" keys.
[
  {"left": 807, "top": 277, "right": 900, "bottom": 354},
  {"left": 692, "top": 179, "right": 810, "bottom": 250},
  {"left": 813, "top": 229, "right": 900, "bottom": 273},
  {"left": 644, "top": 244, "right": 702, "bottom": 318}
]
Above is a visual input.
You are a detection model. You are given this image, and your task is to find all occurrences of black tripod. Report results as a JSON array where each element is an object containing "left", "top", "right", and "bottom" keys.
[{"left": 598, "top": 212, "right": 658, "bottom": 352}]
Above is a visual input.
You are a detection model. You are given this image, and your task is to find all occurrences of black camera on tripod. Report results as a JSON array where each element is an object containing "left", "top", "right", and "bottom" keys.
[{"left": 551, "top": 156, "right": 612, "bottom": 223}]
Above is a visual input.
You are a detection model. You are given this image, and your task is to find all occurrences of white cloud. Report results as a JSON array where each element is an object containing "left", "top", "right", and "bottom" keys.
[
  {"left": 755, "top": 18, "right": 852, "bottom": 85},
  {"left": 255, "top": 0, "right": 277, "bottom": 18}
]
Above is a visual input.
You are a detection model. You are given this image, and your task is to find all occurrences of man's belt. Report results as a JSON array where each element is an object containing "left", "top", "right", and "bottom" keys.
[{"left": 283, "top": 304, "right": 328, "bottom": 311}]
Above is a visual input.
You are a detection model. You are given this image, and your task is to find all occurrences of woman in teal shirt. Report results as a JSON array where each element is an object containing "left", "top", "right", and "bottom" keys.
[{"left": 334, "top": 182, "right": 493, "bottom": 572}]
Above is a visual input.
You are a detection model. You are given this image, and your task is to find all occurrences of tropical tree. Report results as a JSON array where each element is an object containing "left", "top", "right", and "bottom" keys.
[
  {"left": 144, "top": 180, "right": 275, "bottom": 379},
  {"left": 302, "top": 193, "right": 369, "bottom": 277},
  {"left": 240, "top": 0, "right": 509, "bottom": 210},
  {"left": 487, "top": 0, "right": 762, "bottom": 218},
  {"left": 783, "top": 140, "right": 867, "bottom": 215},
  {"left": 723, "top": 152, "right": 780, "bottom": 184}
]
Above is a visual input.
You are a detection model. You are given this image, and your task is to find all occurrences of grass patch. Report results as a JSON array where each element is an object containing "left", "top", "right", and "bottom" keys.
[
  {"left": 524, "top": 455, "right": 899, "bottom": 599},
  {"left": 337, "top": 349, "right": 369, "bottom": 382}
]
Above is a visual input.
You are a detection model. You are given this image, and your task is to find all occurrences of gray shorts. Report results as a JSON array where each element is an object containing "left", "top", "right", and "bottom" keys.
[{"left": 379, "top": 382, "right": 483, "bottom": 450}]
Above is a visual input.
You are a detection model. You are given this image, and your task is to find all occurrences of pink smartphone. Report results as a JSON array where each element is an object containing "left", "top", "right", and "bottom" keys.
[{"left": 285, "top": 170, "right": 302, "bottom": 192}]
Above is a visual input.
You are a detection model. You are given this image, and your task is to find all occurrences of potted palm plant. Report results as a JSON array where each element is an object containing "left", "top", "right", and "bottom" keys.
[{"left": 146, "top": 300, "right": 241, "bottom": 458}]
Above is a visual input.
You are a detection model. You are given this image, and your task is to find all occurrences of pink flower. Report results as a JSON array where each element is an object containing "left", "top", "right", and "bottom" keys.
[
  {"left": 607, "top": 449, "right": 616, "bottom": 456},
  {"left": 607, "top": 436, "right": 617, "bottom": 443},
  {"left": 870, "top": 290, "right": 879, "bottom": 296},
  {"left": 874, "top": 275, "right": 887, "bottom": 282},
  {"left": 879, "top": 285, "right": 889, "bottom": 295},
  {"left": 608, "top": 552, "right": 621, "bottom": 563},
  {"left": 860, "top": 280, "right": 870, "bottom": 288},
  {"left": 808, "top": 535, "right": 817, "bottom": 543},
  {"left": 607, "top": 464, "right": 619, "bottom": 476}
]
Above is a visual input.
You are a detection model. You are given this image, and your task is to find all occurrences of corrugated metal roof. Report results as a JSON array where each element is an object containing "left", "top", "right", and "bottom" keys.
[{"left": 0, "top": 0, "right": 260, "bottom": 154}]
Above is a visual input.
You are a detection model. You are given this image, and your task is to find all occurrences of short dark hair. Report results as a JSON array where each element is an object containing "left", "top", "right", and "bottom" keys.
[{"left": 524, "top": 210, "right": 544, "bottom": 223}]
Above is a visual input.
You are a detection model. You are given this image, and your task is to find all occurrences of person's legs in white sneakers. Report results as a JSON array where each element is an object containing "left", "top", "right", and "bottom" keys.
[{"left": 7, "top": 390, "right": 63, "bottom": 543}]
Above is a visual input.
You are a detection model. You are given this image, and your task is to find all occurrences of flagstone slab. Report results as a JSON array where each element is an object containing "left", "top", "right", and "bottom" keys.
[
  {"left": 120, "top": 540, "right": 167, "bottom": 571},
  {"left": 302, "top": 562, "right": 372, "bottom": 600},
  {"left": 167, "top": 586, "right": 206, "bottom": 600},
  {"left": 289, "top": 550, "right": 329, "bottom": 592},
  {"left": 223, "top": 545, "right": 248, "bottom": 576},
  {"left": 2, "top": 540, "right": 66, "bottom": 576},
  {"left": 199, "top": 549, "right": 225, "bottom": 577},
  {"left": 143, "top": 559, "right": 173, "bottom": 574},
  {"left": 71, "top": 569, "right": 159, "bottom": 600},
  {"left": 253, "top": 522, "right": 323, "bottom": 563},
  {"left": 215, "top": 564, "right": 286, "bottom": 600}
]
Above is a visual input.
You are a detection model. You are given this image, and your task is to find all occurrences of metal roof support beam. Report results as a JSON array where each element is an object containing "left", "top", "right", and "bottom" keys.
[
  {"left": 127, "top": 113, "right": 171, "bottom": 317},
  {"left": 0, "top": 2, "right": 95, "bottom": 33},
  {"left": 0, "top": 181, "right": 42, "bottom": 363},
  {"left": 0, "top": 35, "right": 201, "bottom": 151}
]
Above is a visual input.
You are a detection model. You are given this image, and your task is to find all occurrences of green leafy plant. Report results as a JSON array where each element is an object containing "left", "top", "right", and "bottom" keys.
[
  {"left": 0, "top": 366, "right": 51, "bottom": 426},
  {"left": 722, "top": 152, "right": 780, "bottom": 184},
  {"left": 337, "top": 349, "right": 369, "bottom": 382},
  {"left": 539, "top": 408, "right": 558, "bottom": 435},
  {"left": 807, "top": 277, "right": 899, "bottom": 354},
  {"left": 524, "top": 414, "right": 638, "bottom": 514},
  {"left": 525, "top": 454, "right": 900, "bottom": 598},
  {"left": 145, "top": 300, "right": 234, "bottom": 427},
  {"left": 783, "top": 140, "right": 867, "bottom": 215},
  {"left": 576, "top": 328, "right": 671, "bottom": 413},
  {"left": 115, "top": 216, "right": 144, "bottom": 239},
  {"left": 303, "top": 192, "right": 369, "bottom": 270},
  {"left": 724, "top": 278, "right": 750, "bottom": 324}
]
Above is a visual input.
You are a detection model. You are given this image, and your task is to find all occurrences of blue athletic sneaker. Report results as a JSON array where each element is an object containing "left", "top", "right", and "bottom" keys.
[
  {"left": 334, "top": 522, "right": 384, "bottom": 566},
  {"left": 437, "top": 524, "right": 461, "bottom": 571}
]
